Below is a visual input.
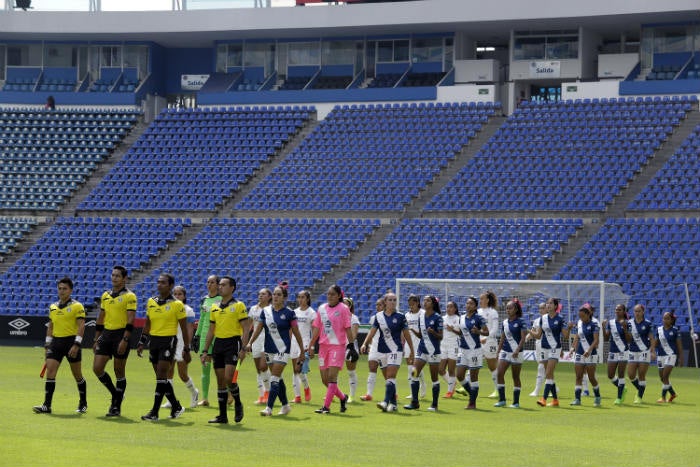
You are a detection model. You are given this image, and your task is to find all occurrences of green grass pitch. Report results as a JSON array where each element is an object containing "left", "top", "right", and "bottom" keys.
[{"left": 1, "top": 346, "right": 698, "bottom": 467}]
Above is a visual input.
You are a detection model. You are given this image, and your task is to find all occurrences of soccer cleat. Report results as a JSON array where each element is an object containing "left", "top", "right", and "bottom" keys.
[
  {"left": 197, "top": 399, "right": 210, "bottom": 407},
  {"left": 509, "top": 403, "right": 520, "bottom": 409},
  {"left": 620, "top": 386, "right": 628, "bottom": 403},
  {"left": 293, "top": 396, "right": 302, "bottom": 404},
  {"left": 304, "top": 387, "right": 311, "bottom": 402},
  {"left": 340, "top": 395, "right": 349, "bottom": 413},
  {"left": 33, "top": 404, "right": 51, "bottom": 414},
  {"left": 170, "top": 405, "right": 185, "bottom": 419},
  {"left": 234, "top": 403, "right": 244, "bottom": 423},
  {"left": 262, "top": 391, "right": 269, "bottom": 403},
  {"left": 455, "top": 387, "right": 468, "bottom": 396},
  {"left": 347, "top": 397, "right": 354, "bottom": 404},
  {"left": 570, "top": 399, "right": 581, "bottom": 406},
  {"left": 547, "top": 399, "right": 559, "bottom": 407},
  {"left": 76, "top": 403, "right": 88, "bottom": 414},
  {"left": 278, "top": 404, "right": 292, "bottom": 415},
  {"left": 360, "top": 394, "right": 373, "bottom": 401},
  {"left": 536, "top": 398, "right": 547, "bottom": 407},
  {"left": 377, "top": 401, "right": 388, "bottom": 412},
  {"left": 161, "top": 401, "right": 172, "bottom": 409},
  {"left": 405, "top": 394, "right": 413, "bottom": 399},
  {"left": 656, "top": 398, "right": 666, "bottom": 404},
  {"left": 105, "top": 405, "right": 121, "bottom": 417},
  {"left": 208, "top": 415, "right": 228, "bottom": 424},
  {"left": 594, "top": 397, "right": 601, "bottom": 407},
  {"left": 633, "top": 395, "right": 643, "bottom": 405},
  {"left": 613, "top": 398, "right": 622, "bottom": 405},
  {"left": 529, "top": 391, "right": 540, "bottom": 397},
  {"left": 443, "top": 391, "right": 454, "bottom": 399},
  {"left": 386, "top": 403, "right": 398, "bottom": 412},
  {"left": 190, "top": 389, "right": 199, "bottom": 408},
  {"left": 493, "top": 400, "right": 506, "bottom": 408},
  {"left": 427, "top": 406, "right": 437, "bottom": 412},
  {"left": 403, "top": 401, "right": 420, "bottom": 410},
  {"left": 314, "top": 406, "right": 330, "bottom": 414},
  {"left": 259, "top": 407, "right": 272, "bottom": 416},
  {"left": 254, "top": 396, "right": 265, "bottom": 405},
  {"left": 668, "top": 393, "right": 677, "bottom": 403},
  {"left": 141, "top": 411, "right": 158, "bottom": 422},
  {"left": 487, "top": 390, "right": 499, "bottom": 399}
]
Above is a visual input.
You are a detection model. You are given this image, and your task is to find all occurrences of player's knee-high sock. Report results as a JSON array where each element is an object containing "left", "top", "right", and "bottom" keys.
[
  {"left": 385, "top": 378, "right": 397, "bottom": 404},
  {"left": 491, "top": 369, "right": 498, "bottom": 391},
  {"left": 185, "top": 377, "right": 197, "bottom": 398},
  {"left": 550, "top": 380, "right": 558, "bottom": 399},
  {"left": 418, "top": 370, "right": 426, "bottom": 396},
  {"left": 432, "top": 381, "right": 440, "bottom": 408},
  {"left": 152, "top": 380, "right": 168, "bottom": 415},
  {"left": 228, "top": 382, "right": 241, "bottom": 405},
  {"left": 497, "top": 383, "right": 506, "bottom": 403},
  {"left": 638, "top": 380, "right": 646, "bottom": 398},
  {"left": 631, "top": 378, "right": 640, "bottom": 390},
  {"left": 262, "top": 369, "right": 271, "bottom": 392},
  {"left": 513, "top": 386, "right": 521, "bottom": 405},
  {"left": 534, "top": 363, "right": 545, "bottom": 393},
  {"left": 348, "top": 370, "right": 358, "bottom": 398},
  {"left": 115, "top": 378, "right": 126, "bottom": 406},
  {"left": 582, "top": 374, "right": 590, "bottom": 393},
  {"left": 323, "top": 382, "right": 335, "bottom": 409},
  {"left": 469, "top": 381, "right": 479, "bottom": 404},
  {"left": 440, "top": 371, "right": 449, "bottom": 384},
  {"left": 201, "top": 361, "right": 211, "bottom": 400},
  {"left": 448, "top": 375, "right": 456, "bottom": 393},
  {"left": 292, "top": 373, "right": 301, "bottom": 398},
  {"left": 410, "top": 377, "right": 420, "bottom": 403},
  {"left": 217, "top": 389, "right": 228, "bottom": 418},
  {"left": 593, "top": 385, "right": 600, "bottom": 398},
  {"left": 543, "top": 379, "right": 554, "bottom": 400},
  {"left": 267, "top": 376, "right": 280, "bottom": 409},
  {"left": 668, "top": 383, "right": 676, "bottom": 397},
  {"left": 278, "top": 378, "right": 288, "bottom": 406},
  {"left": 44, "top": 379, "right": 56, "bottom": 407},
  {"left": 97, "top": 372, "right": 117, "bottom": 398},
  {"left": 407, "top": 365, "right": 414, "bottom": 387},
  {"left": 460, "top": 377, "right": 471, "bottom": 393},
  {"left": 300, "top": 372, "right": 310, "bottom": 389},
  {"left": 617, "top": 378, "right": 626, "bottom": 399},
  {"left": 77, "top": 378, "right": 87, "bottom": 405},
  {"left": 163, "top": 380, "right": 178, "bottom": 407},
  {"left": 574, "top": 385, "right": 582, "bottom": 400},
  {"left": 367, "top": 371, "right": 377, "bottom": 396},
  {"left": 256, "top": 373, "right": 265, "bottom": 397},
  {"left": 610, "top": 376, "right": 619, "bottom": 387}
]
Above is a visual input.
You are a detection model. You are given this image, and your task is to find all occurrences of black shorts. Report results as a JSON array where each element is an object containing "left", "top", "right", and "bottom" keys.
[
  {"left": 94, "top": 328, "right": 131, "bottom": 359},
  {"left": 149, "top": 336, "right": 178, "bottom": 364},
  {"left": 213, "top": 336, "right": 242, "bottom": 369},
  {"left": 47, "top": 336, "right": 81, "bottom": 363}
]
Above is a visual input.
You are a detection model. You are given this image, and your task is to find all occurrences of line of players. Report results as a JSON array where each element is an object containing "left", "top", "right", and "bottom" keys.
[{"left": 33, "top": 266, "right": 684, "bottom": 419}]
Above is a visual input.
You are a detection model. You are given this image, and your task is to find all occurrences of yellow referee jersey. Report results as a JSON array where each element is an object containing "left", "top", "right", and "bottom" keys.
[
  {"left": 146, "top": 296, "right": 185, "bottom": 337},
  {"left": 210, "top": 299, "right": 248, "bottom": 338},
  {"left": 49, "top": 299, "right": 85, "bottom": 337},
  {"left": 100, "top": 289, "right": 137, "bottom": 330}
]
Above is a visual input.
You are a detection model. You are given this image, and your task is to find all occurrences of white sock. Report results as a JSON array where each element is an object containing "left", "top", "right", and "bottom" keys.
[
  {"left": 440, "top": 372, "right": 449, "bottom": 384},
  {"left": 448, "top": 376, "right": 456, "bottom": 393},
  {"left": 534, "top": 363, "right": 545, "bottom": 393},
  {"left": 583, "top": 374, "right": 590, "bottom": 391},
  {"left": 418, "top": 370, "right": 426, "bottom": 393},
  {"left": 348, "top": 370, "right": 358, "bottom": 398},
  {"left": 185, "top": 377, "right": 197, "bottom": 397},
  {"left": 407, "top": 365, "right": 415, "bottom": 383},
  {"left": 257, "top": 373, "right": 264, "bottom": 397},
  {"left": 262, "top": 369, "right": 271, "bottom": 392},
  {"left": 292, "top": 373, "right": 301, "bottom": 398},
  {"left": 300, "top": 373, "right": 309, "bottom": 389},
  {"left": 367, "top": 372, "right": 377, "bottom": 395},
  {"left": 491, "top": 370, "right": 498, "bottom": 391}
]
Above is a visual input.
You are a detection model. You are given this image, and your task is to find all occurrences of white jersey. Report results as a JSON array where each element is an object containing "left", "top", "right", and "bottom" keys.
[
  {"left": 441, "top": 313, "right": 461, "bottom": 349},
  {"left": 478, "top": 307, "right": 500, "bottom": 339},
  {"left": 368, "top": 314, "right": 380, "bottom": 354},
  {"left": 248, "top": 304, "right": 269, "bottom": 354},
  {"left": 293, "top": 306, "right": 317, "bottom": 347},
  {"left": 350, "top": 313, "right": 360, "bottom": 350},
  {"left": 403, "top": 309, "right": 425, "bottom": 356}
]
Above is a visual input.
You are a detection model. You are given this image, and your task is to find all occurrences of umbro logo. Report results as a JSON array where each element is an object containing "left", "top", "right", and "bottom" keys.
[{"left": 8, "top": 318, "right": 30, "bottom": 336}]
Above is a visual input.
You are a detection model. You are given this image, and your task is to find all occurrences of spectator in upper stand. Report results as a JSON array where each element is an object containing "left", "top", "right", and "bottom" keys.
[{"left": 45, "top": 95, "right": 56, "bottom": 110}]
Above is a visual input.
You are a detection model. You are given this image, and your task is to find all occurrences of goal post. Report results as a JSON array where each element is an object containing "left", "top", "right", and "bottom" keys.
[{"left": 395, "top": 278, "right": 630, "bottom": 362}]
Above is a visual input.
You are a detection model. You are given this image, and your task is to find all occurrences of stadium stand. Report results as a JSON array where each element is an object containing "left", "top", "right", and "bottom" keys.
[
  {"left": 0, "top": 217, "right": 37, "bottom": 255},
  {"left": 555, "top": 218, "right": 700, "bottom": 332},
  {"left": 78, "top": 105, "right": 315, "bottom": 211},
  {"left": 425, "top": 97, "right": 693, "bottom": 212},
  {"left": 234, "top": 101, "right": 497, "bottom": 211},
  {"left": 0, "top": 108, "right": 141, "bottom": 211},
  {"left": 0, "top": 217, "right": 188, "bottom": 315},
  {"left": 629, "top": 123, "right": 700, "bottom": 210},
  {"left": 129, "top": 217, "right": 380, "bottom": 317},
  {"left": 334, "top": 217, "right": 583, "bottom": 323}
]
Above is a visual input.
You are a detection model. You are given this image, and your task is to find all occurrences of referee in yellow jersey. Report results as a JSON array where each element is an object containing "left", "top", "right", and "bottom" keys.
[
  {"left": 33, "top": 277, "right": 87, "bottom": 414},
  {"left": 201, "top": 276, "right": 250, "bottom": 424},
  {"left": 137, "top": 273, "right": 190, "bottom": 422},
  {"left": 93, "top": 265, "right": 137, "bottom": 417}
]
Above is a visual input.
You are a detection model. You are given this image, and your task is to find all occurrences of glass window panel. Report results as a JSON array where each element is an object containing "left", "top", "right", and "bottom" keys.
[
  {"left": 7, "top": 44, "right": 42, "bottom": 66},
  {"left": 377, "top": 41, "right": 393, "bottom": 62},
  {"left": 322, "top": 41, "right": 355, "bottom": 66},
  {"left": 514, "top": 37, "right": 546, "bottom": 60},
  {"left": 216, "top": 45, "right": 227, "bottom": 72},
  {"left": 44, "top": 45, "right": 73, "bottom": 67},
  {"left": 394, "top": 40, "right": 409, "bottom": 62},
  {"left": 545, "top": 36, "right": 578, "bottom": 59},
  {"left": 227, "top": 44, "right": 243, "bottom": 67},
  {"left": 288, "top": 42, "right": 319, "bottom": 66}
]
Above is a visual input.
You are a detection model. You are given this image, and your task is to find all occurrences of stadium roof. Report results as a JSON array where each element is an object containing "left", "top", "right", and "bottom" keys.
[{"left": 1, "top": 0, "right": 699, "bottom": 47}]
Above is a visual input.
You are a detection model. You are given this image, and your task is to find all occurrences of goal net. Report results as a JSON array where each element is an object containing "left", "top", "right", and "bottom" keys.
[{"left": 395, "top": 279, "right": 629, "bottom": 362}]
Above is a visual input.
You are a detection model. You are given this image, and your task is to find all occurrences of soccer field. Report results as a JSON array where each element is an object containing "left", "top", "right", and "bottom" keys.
[{"left": 1, "top": 346, "right": 698, "bottom": 467}]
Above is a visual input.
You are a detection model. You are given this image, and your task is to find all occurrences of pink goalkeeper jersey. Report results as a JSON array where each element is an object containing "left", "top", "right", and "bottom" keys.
[{"left": 313, "top": 302, "right": 351, "bottom": 346}]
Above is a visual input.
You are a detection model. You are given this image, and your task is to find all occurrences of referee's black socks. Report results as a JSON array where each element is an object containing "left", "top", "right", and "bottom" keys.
[{"left": 97, "top": 372, "right": 117, "bottom": 397}]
